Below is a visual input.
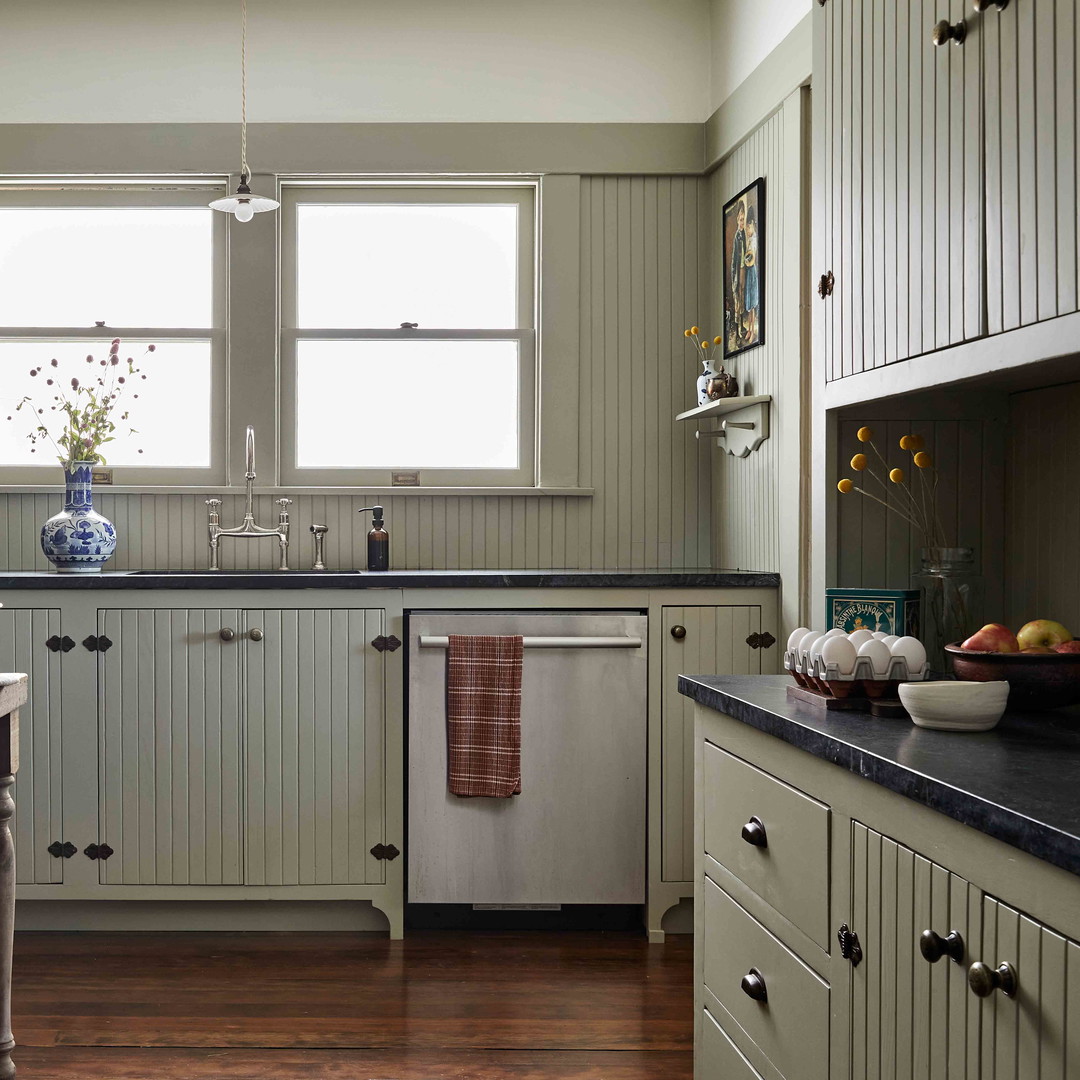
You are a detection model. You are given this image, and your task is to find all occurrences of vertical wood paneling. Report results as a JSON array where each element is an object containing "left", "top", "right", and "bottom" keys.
[
  {"left": 0, "top": 608, "right": 63, "bottom": 884},
  {"left": 98, "top": 608, "right": 242, "bottom": 885}
]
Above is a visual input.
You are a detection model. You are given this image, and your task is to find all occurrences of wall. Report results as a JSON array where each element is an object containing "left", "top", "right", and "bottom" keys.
[
  {"left": 709, "top": 0, "right": 812, "bottom": 110},
  {"left": 0, "top": 176, "right": 715, "bottom": 572},
  {"left": 1, "top": 0, "right": 710, "bottom": 124}
]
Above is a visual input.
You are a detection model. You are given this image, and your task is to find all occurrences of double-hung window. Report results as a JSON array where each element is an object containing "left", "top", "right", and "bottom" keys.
[
  {"left": 281, "top": 183, "right": 536, "bottom": 487},
  {"left": 0, "top": 183, "right": 225, "bottom": 484}
]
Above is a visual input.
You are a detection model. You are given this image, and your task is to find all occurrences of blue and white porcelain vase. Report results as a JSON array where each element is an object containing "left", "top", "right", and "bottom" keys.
[{"left": 40, "top": 462, "right": 116, "bottom": 573}]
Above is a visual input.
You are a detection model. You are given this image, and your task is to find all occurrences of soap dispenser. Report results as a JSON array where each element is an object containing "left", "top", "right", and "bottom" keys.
[{"left": 357, "top": 505, "right": 389, "bottom": 571}]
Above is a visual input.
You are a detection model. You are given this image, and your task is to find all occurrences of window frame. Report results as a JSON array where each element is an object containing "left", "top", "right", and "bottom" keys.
[
  {"left": 278, "top": 182, "right": 538, "bottom": 488},
  {"left": 0, "top": 183, "right": 228, "bottom": 487}
]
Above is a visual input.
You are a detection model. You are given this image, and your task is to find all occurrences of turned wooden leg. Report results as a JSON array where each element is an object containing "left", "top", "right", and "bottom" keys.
[{"left": 0, "top": 774, "right": 15, "bottom": 1079}]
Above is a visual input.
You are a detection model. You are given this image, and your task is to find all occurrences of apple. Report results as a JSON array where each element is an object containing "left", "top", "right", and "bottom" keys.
[
  {"left": 1053, "top": 640, "right": 1080, "bottom": 654},
  {"left": 1021, "top": 646, "right": 1057, "bottom": 654},
  {"left": 960, "top": 623, "right": 1019, "bottom": 653},
  {"left": 1016, "top": 619, "right": 1073, "bottom": 650}
]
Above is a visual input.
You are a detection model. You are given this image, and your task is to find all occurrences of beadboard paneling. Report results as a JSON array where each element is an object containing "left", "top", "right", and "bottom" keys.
[
  {"left": 1006, "top": 382, "right": 1080, "bottom": 630},
  {"left": 0, "top": 176, "right": 713, "bottom": 572}
]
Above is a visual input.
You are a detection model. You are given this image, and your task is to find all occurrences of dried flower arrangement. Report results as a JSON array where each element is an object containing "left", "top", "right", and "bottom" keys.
[
  {"left": 7, "top": 339, "right": 155, "bottom": 466},
  {"left": 683, "top": 325, "right": 739, "bottom": 400}
]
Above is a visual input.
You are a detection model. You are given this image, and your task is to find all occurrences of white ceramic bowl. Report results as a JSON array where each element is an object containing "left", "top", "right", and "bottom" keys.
[{"left": 898, "top": 680, "right": 1010, "bottom": 732}]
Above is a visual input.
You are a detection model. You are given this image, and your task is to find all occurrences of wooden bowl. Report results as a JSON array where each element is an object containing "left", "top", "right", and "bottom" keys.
[{"left": 945, "top": 643, "right": 1080, "bottom": 711}]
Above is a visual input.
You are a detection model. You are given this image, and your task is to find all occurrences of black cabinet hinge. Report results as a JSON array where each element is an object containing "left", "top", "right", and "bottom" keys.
[
  {"left": 818, "top": 270, "right": 835, "bottom": 298},
  {"left": 84, "top": 842, "right": 114, "bottom": 861},
  {"left": 47, "top": 841, "right": 77, "bottom": 859},
  {"left": 838, "top": 923, "right": 863, "bottom": 966},
  {"left": 371, "top": 634, "right": 401, "bottom": 653},
  {"left": 82, "top": 635, "right": 113, "bottom": 653},
  {"left": 746, "top": 632, "right": 777, "bottom": 650},
  {"left": 370, "top": 843, "right": 400, "bottom": 861},
  {"left": 45, "top": 635, "right": 76, "bottom": 653}
]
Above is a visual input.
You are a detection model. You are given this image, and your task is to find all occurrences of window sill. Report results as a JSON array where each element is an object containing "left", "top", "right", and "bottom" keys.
[{"left": 0, "top": 484, "right": 595, "bottom": 498}]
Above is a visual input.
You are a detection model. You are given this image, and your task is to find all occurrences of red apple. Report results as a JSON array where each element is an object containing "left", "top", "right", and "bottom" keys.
[
  {"left": 1053, "top": 640, "right": 1080, "bottom": 654},
  {"left": 1016, "top": 619, "right": 1073, "bottom": 650},
  {"left": 1021, "top": 646, "right": 1056, "bottom": 654},
  {"left": 960, "top": 623, "right": 1020, "bottom": 653}
]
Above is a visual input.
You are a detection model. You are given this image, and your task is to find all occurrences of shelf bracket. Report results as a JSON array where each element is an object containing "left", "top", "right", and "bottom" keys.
[{"left": 697, "top": 401, "right": 770, "bottom": 457}]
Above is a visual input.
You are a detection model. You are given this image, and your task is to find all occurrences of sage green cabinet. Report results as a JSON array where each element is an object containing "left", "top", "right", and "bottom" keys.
[{"left": 0, "top": 609, "right": 64, "bottom": 885}]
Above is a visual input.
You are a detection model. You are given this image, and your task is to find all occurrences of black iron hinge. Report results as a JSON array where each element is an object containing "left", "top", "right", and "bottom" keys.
[
  {"left": 83, "top": 843, "right": 114, "bottom": 861},
  {"left": 818, "top": 270, "right": 835, "bottom": 298},
  {"left": 371, "top": 634, "right": 402, "bottom": 653},
  {"left": 45, "top": 635, "right": 76, "bottom": 653},
  {"left": 47, "top": 841, "right": 77, "bottom": 859},
  {"left": 746, "top": 632, "right": 777, "bottom": 650},
  {"left": 838, "top": 923, "right": 863, "bottom": 967},
  {"left": 82, "top": 635, "right": 113, "bottom": 653},
  {"left": 370, "top": 843, "right": 400, "bottom": 861}
]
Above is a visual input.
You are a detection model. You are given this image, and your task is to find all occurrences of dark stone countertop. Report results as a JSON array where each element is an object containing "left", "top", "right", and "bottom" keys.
[
  {"left": 0, "top": 568, "right": 780, "bottom": 591},
  {"left": 678, "top": 674, "right": 1080, "bottom": 878}
]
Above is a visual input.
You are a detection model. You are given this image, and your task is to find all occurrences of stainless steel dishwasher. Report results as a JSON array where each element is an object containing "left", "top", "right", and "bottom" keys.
[{"left": 407, "top": 611, "right": 647, "bottom": 906}]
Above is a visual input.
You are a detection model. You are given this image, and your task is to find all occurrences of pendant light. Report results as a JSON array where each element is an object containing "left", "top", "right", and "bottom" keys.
[{"left": 210, "top": 0, "right": 279, "bottom": 222}]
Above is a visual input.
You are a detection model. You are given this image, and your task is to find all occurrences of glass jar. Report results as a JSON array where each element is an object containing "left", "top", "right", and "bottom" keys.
[{"left": 912, "top": 547, "right": 985, "bottom": 676}]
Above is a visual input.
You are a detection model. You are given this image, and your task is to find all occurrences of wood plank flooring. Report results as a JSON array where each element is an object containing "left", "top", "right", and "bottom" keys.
[{"left": 11, "top": 930, "right": 693, "bottom": 1078}]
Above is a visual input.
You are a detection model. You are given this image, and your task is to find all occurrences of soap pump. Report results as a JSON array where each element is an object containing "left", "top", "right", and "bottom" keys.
[{"left": 357, "top": 505, "right": 389, "bottom": 571}]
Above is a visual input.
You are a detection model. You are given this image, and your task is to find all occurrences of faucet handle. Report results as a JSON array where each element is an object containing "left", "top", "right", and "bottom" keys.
[
  {"left": 310, "top": 523, "right": 328, "bottom": 535},
  {"left": 276, "top": 497, "right": 293, "bottom": 508},
  {"left": 205, "top": 498, "right": 222, "bottom": 507}
]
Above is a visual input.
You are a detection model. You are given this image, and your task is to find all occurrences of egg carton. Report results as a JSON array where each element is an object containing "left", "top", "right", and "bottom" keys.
[{"left": 784, "top": 649, "right": 929, "bottom": 699}]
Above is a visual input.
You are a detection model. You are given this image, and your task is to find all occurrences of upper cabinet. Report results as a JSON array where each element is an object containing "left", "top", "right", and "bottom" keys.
[{"left": 817, "top": 0, "right": 1079, "bottom": 381}]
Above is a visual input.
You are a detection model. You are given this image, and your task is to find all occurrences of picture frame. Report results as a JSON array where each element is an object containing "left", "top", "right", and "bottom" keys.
[{"left": 722, "top": 177, "right": 765, "bottom": 359}]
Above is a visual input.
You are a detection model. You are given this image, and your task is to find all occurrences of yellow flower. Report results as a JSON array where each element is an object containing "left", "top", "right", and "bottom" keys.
[
  {"left": 684, "top": 329, "right": 693, "bottom": 338},
  {"left": 837, "top": 478, "right": 854, "bottom": 494},
  {"left": 850, "top": 453, "right": 868, "bottom": 471},
  {"left": 899, "top": 435, "right": 914, "bottom": 450},
  {"left": 701, "top": 341, "right": 710, "bottom": 349},
  {"left": 909, "top": 433, "right": 925, "bottom": 450},
  {"left": 914, "top": 451, "right": 932, "bottom": 468},
  {"left": 713, "top": 336, "right": 723, "bottom": 345},
  {"left": 889, "top": 468, "right": 905, "bottom": 484},
  {"left": 690, "top": 326, "right": 700, "bottom": 335},
  {"left": 857, "top": 426, "right": 873, "bottom": 443}
]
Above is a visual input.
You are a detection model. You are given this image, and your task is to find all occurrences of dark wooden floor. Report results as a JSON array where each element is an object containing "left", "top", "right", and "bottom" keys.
[{"left": 11, "top": 930, "right": 693, "bottom": 1078}]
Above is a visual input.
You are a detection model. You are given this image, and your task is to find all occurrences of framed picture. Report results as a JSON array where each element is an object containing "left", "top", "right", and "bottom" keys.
[{"left": 722, "top": 177, "right": 765, "bottom": 359}]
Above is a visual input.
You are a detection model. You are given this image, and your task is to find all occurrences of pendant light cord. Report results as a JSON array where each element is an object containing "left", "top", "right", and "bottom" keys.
[{"left": 240, "top": 0, "right": 249, "bottom": 181}]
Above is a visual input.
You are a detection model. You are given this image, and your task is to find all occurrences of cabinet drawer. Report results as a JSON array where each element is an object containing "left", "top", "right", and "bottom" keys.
[
  {"left": 702, "top": 876, "right": 829, "bottom": 1080},
  {"left": 703, "top": 742, "right": 830, "bottom": 947},
  {"left": 701, "top": 1007, "right": 765, "bottom": 1079}
]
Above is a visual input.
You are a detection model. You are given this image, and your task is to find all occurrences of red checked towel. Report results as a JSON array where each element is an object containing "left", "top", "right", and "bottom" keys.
[{"left": 446, "top": 634, "right": 524, "bottom": 798}]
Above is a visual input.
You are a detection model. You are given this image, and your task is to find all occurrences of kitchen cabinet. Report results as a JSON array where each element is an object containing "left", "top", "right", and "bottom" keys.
[
  {"left": 0, "top": 609, "right": 64, "bottom": 885},
  {"left": 816, "top": 0, "right": 1079, "bottom": 381}
]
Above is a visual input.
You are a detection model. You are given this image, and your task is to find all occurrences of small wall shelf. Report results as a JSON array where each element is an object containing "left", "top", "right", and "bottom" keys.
[{"left": 676, "top": 394, "right": 772, "bottom": 458}]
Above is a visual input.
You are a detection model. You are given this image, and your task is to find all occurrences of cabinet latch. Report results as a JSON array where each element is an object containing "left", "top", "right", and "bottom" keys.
[
  {"left": 370, "top": 843, "right": 400, "bottom": 861},
  {"left": 818, "top": 270, "right": 834, "bottom": 298},
  {"left": 45, "top": 635, "right": 76, "bottom": 653},
  {"left": 838, "top": 923, "right": 863, "bottom": 967},
  {"left": 746, "top": 632, "right": 776, "bottom": 650},
  {"left": 371, "top": 635, "right": 402, "bottom": 653},
  {"left": 84, "top": 843, "right": 114, "bottom": 861},
  {"left": 82, "top": 635, "right": 113, "bottom": 653},
  {"left": 47, "top": 841, "right": 77, "bottom": 859}
]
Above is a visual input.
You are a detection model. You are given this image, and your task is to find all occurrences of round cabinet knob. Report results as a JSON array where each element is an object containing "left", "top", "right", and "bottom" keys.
[
  {"left": 740, "top": 816, "right": 768, "bottom": 848},
  {"left": 740, "top": 967, "right": 768, "bottom": 1003},
  {"left": 920, "top": 928, "right": 965, "bottom": 964},
  {"left": 932, "top": 18, "right": 967, "bottom": 45},
  {"left": 218, "top": 627, "right": 236, "bottom": 642},
  {"left": 670, "top": 625, "right": 687, "bottom": 640},
  {"left": 968, "top": 960, "right": 1018, "bottom": 998},
  {"left": 248, "top": 627, "right": 264, "bottom": 642}
]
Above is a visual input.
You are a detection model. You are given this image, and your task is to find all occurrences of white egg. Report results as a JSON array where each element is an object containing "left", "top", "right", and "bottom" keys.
[
  {"left": 825, "top": 627, "right": 847, "bottom": 638},
  {"left": 820, "top": 634, "right": 858, "bottom": 675},
  {"left": 879, "top": 635, "right": 900, "bottom": 647},
  {"left": 807, "top": 634, "right": 832, "bottom": 669},
  {"left": 871, "top": 631, "right": 889, "bottom": 640},
  {"left": 890, "top": 636, "right": 927, "bottom": 674},
  {"left": 787, "top": 626, "right": 811, "bottom": 652},
  {"left": 798, "top": 629, "right": 822, "bottom": 662},
  {"left": 848, "top": 629, "right": 875, "bottom": 648},
  {"left": 857, "top": 638, "right": 893, "bottom": 677}
]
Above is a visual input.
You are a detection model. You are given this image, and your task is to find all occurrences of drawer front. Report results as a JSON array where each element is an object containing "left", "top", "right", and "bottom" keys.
[
  {"left": 702, "top": 877, "right": 829, "bottom": 1080},
  {"left": 700, "top": 1007, "right": 766, "bottom": 1079},
  {"left": 703, "top": 741, "right": 830, "bottom": 948}
]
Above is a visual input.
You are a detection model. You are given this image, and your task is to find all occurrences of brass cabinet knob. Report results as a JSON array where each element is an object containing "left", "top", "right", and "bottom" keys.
[
  {"left": 740, "top": 968, "right": 768, "bottom": 1003},
  {"left": 932, "top": 18, "right": 966, "bottom": 45},
  {"left": 670, "top": 625, "right": 687, "bottom": 640},
  {"left": 740, "top": 816, "right": 768, "bottom": 848},
  {"left": 973, "top": 0, "right": 1008, "bottom": 10},
  {"left": 920, "top": 928, "right": 965, "bottom": 964},
  {"left": 968, "top": 960, "right": 1018, "bottom": 998},
  {"left": 248, "top": 627, "right": 264, "bottom": 642},
  {"left": 219, "top": 627, "right": 236, "bottom": 642}
]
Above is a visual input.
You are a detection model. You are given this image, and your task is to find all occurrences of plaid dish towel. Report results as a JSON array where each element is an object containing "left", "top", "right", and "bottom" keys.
[{"left": 446, "top": 634, "right": 524, "bottom": 798}]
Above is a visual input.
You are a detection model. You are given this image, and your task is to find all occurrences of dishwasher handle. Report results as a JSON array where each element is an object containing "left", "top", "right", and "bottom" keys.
[{"left": 417, "top": 635, "right": 642, "bottom": 650}]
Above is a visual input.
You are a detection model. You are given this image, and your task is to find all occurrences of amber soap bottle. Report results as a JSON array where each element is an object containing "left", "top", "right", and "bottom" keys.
[{"left": 357, "top": 505, "right": 389, "bottom": 571}]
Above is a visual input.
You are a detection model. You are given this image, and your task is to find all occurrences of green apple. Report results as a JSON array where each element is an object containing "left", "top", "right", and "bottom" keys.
[{"left": 1016, "top": 619, "right": 1073, "bottom": 650}]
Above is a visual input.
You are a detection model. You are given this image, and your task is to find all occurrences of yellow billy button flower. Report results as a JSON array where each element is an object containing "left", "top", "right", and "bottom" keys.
[
  {"left": 913, "top": 451, "right": 932, "bottom": 468},
  {"left": 889, "top": 468, "right": 905, "bottom": 483},
  {"left": 713, "top": 336, "right": 723, "bottom": 345},
  {"left": 684, "top": 329, "right": 693, "bottom": 338},
  {"left": 837, "top": 478, "right": 854, "bottom": 494},
  {"left": 899, "top": 435, "right": 914, "bottom": 450},
  {"left": 701, "top": 340, "right": 710, "bottom": 349},
  {"left": 850, "top": 453, "right": 868, "bottom": 471},
  {"left": 857, "top": 426, "right": 873, "bottom": 442},
  {"left": 690, "top": 326, "right": 700, "bottom": 335},
  {"left": 908, "top": 433, "right": 925, "bottom": 450}
]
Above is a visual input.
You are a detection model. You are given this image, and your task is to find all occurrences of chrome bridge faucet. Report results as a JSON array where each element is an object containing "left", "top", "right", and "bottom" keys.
[{"left": 206, "top": 425, "right": 291, "bottom": 570}]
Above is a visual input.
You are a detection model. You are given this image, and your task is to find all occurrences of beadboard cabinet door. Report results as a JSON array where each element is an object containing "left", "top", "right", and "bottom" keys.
[
  {"left": 243, "top": 608, "right": 387, "bottom": 887},
  {"left": 660, "top": 606, "right": 766, "bottom": 885},
  {"left": 97, "top": 608, "right": 244, "bottom": 886},
  {"left": 0, "top": 609, "right": 64, "bottom": 885}
]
